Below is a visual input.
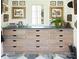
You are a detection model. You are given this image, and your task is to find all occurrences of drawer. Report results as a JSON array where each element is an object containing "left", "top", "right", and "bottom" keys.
[
  {"left": 49, "top": 45, "right": 69, "bottom": 52},
  {"left": 3, "top": 29, "right": 26, "bottom": 35},
  {"left": 25, "top": 42, "right": 49, "bottom": 47},
  {"left": 3, "top": 39, "right": 25, "bottom": 46},
  {"left": 3, "top": 35, "right": 26, "bottom": 39},
  {"left": 26, "top": 29, "right": 50, "bottom": 34},
  {"left": 51, "top": 33, "right": 73, "bottom": 39},
  {"left": 48, "top": 39, "right": 72, "bottom": 45},
  {"left": 50, "top": 29, "right": 73, "bottom": 32},
  {"left": 50, "top": 29, "right": 73, "bottom": 34},
  {"left": 27, "top": 33, "right": 50, "bottom": 39},
  {"left": 3, "top": 46, "right": 25, "bottom": 52},
  {"left": 25, "top": 38, "right": 50, "bottom": 42},
  {"left": 24, "top": 45, "right": 49, "bottom": 52}
]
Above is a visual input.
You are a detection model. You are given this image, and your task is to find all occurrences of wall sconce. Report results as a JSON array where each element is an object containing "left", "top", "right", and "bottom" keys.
[{"left": 67, "top": 1, "right": 73, "bottom": 8}]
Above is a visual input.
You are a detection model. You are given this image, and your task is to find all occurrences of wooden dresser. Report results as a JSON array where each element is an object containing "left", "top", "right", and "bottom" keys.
[{"left": 3, "top": 28, "right": 73, "bottom": 54}]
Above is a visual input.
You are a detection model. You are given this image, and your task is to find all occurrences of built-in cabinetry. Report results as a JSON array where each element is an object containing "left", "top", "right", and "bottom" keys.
[{"left": 3, "top": 28, "right": 73, "bottom": 54}]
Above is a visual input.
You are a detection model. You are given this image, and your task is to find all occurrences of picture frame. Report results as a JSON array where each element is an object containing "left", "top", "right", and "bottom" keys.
[
  {"left": 3, "top": 5, "right": 8, "bottom": 13},
  {"left": 3, "top": 14, "right": 9, "bottom": 22},
  {"left": 57, "top": 1, "right": 63, "bottom": 6},
  {"left": 12, "top": 7, "right": 26, "bottom": 19},
  {"left": 12, "top": 1, "right": 18, "bottom": 6},
  {"left": 19, "top": 1, "right": 26, "bottom": 6},
  {"left": 50, "top": 1, "right": 56, "bottom": 6},
  {"left": 50, "top": 7, "right": 63, "bottom": 18},
  {"left": 3, "top": 0, "right": 8, "bottom": 5},
  {"left": 67, "top": 14, "right": 72, "bottom": 21}
]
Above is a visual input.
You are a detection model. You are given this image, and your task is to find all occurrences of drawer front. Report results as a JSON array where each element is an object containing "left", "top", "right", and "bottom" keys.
[
  {"left": 49, "top": 45, "right": 69, "bottom": 52},
  {"left": 25, "top": 39, "right": 52, "bottom": 45},
  {"left": 50, "top": 32, "right": 73, "bottom": 40},
  {"left": 3, "top": 46, "right": 25, "bottom": 52},
  {"left": 3, "top": 29, "right": 26, "bottom": 35},
  {"left": 26, "top": 29, "right": 50, "bottom": 33},
  {"left": 48, "top": 39, "right": 72, "bottom": 45},
  {"left": 3, "top": 39, "right": 25, "bottom": 46},
  {"left": 27, "top": 33, "right": 50, "bottom": 39},
  {"left": 24, "top": 44, "right": 49, "bottom": 52},
  {"left": 4, "top": 35, "right": 26, "bottom": 39},
  {"left": 50, "top": 29, "right": 73, "bottom": 34},
  {"left": 25, "top": 47, "right": 49, "bottom": 52}
]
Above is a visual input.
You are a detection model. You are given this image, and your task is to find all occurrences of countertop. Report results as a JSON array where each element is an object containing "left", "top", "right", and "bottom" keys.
[{"left": 2, "top": 25, "right": 73, "bottom": 29}]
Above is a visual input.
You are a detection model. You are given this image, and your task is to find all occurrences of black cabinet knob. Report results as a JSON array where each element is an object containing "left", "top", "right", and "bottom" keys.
[
  {"left": 13, "top": 46, "right": 16, "bottom": 48},
  {"left": 13, "top": 30, "right": 16, "bottom": 31},
  {"left": 36, "top": 35, "right": 40, "bottom": 37},
  {"left": 59, "top": 30, "right": 63, "bottom": 32},
  {"left": 12, "top": 35, "right": 16, "bottom": 37},
  {"left": 36, "top": 40, "right": 40, "bottom": 42},
  {"left": 59, "top": 40, "right": 63, "bottom": 42},
  {"left": 59, "top": 35, "right": 63, "bottom": 37},
  {"left": 36, "top": 46, "right": 40, "bottom": 48},
  {"left": 13, "top": 40, "right": 16, "bottom": 42},
  {"left": 36, "top": 30, "right": 40, "bottom": 32},
  {"left": 59, "top": 46, "right": 63, "bottom": 48}
]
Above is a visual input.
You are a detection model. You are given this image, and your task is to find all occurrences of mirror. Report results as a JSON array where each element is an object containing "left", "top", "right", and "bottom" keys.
[{"left": 32, "top": 5, "right": 44, "bottom": 25}]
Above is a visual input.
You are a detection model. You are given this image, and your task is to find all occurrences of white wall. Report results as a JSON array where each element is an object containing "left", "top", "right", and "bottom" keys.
[
  {"left": 2, "top": 0, "right": 77, "bottom": 46},
  {"left": 4, "top": 0, "right": 75, "bottom": 25}
]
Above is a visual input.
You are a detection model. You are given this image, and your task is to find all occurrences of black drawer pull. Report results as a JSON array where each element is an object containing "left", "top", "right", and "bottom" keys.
[
  {"left": 13, "top": 46, "right": 16, "bottom": 48},
  {"left": 59, "top": 30, "right": 63, "bottom": 32},
  {"left": 59, "top": 46, "right": 63, "bottom": 48},
  {"left": 13, "top": 40, "right": 16, "bottom": 42},
  {"left": 13, "top": 35, "right": 16, "bottom": 37},
  {"left": 36, "top": 35, "right": 40, "bottom": 37},
  {"left": 59, "top": 40, "right": 63, "bottom": 42},
  {"left": 36, "top": 30, "right": 40, "bottom": 32},
  {"left": 36, "top": 46, "right": 40, "bottom": 48},
  {"left": 13, "top": 30, "right": 16, "bottom": 31},
  {"left": 36, "top": 40, "right": 40, "bottom": 42},
  {"left": 59, "top": 35, "right": 63, "bottom": 37}
]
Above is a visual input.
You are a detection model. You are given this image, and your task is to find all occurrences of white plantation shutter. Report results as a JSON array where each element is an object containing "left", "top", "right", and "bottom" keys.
[{"left": 32, "top": 5, "right": 42, "bottom": 25}]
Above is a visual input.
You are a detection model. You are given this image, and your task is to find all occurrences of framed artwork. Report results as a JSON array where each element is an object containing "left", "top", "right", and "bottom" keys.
[
  {"left": 12, "top": 1, "right": 18, "bottom": 6},
  {"left": 3, "top": 14, "right": 9, "bottom": 22},
  {"left": 67, "top": 14, "right": 72, "bottom": 21},
  {"left": 19, "top": 1, "right": 26, "bottom": 6},
  {"left": 50, "top": 1, "right": 56, "bottom": 6},
  {"left": 12, "top": 7, "right": 26, "bottom": 19},
  {"left": 57, "top": 1, "right": 63, "bottom": 6},
  {"left": 50, "top": 7, "right": 63, "bottom": 18},
  {"left": 3, "top": 5, "right": 8, "bottom": 13}
]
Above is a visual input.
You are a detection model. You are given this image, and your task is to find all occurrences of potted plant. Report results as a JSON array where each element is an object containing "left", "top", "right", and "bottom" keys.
[{"left": 50, "top": 18, "right": 64, "bottom": 28}]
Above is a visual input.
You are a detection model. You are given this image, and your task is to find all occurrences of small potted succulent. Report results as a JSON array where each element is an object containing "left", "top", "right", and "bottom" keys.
[{"left": 50, "top": 18, "right": 64, "bottom": 28}]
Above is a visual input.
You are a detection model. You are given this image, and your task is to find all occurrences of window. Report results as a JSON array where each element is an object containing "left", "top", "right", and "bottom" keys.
[{"left": 32, "top": 5, "right": 44, "bottom": 25}]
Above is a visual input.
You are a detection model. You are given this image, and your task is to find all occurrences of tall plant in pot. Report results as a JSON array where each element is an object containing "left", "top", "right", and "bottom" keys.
[{"left": 50, "top": 18, "right": 64, "bottom": 28}]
